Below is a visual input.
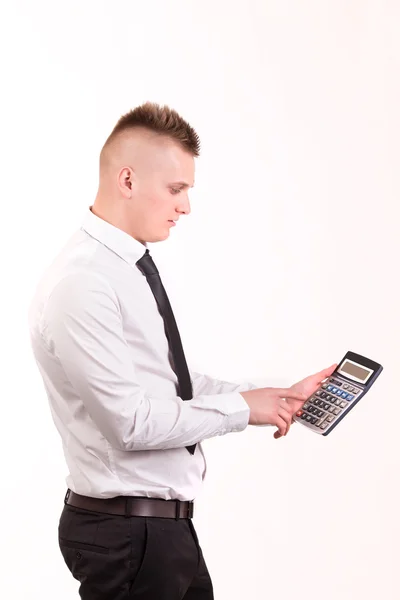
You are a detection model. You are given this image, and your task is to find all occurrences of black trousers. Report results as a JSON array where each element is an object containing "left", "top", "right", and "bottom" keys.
[{"left": 58, "top": 502, "right": 214, "bottom": 599}]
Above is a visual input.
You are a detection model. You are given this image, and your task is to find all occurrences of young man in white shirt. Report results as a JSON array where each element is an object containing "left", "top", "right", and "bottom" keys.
[{"left": 28, "top": 101, "right": 335, "bottom": 600}]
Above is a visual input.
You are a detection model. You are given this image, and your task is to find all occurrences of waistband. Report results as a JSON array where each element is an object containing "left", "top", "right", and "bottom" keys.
[{"left": 64, "top": 489, "right": 194, "bottom": 520}]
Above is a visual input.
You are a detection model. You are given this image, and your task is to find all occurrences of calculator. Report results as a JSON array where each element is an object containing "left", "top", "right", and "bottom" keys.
[{"left": 293, "top": 351, "right": 383, "bottom": 435}]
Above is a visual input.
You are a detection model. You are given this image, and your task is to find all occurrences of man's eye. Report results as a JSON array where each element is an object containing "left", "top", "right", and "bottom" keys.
[{"left": 171, "top": 188, "right": 181, "bottom": 194}]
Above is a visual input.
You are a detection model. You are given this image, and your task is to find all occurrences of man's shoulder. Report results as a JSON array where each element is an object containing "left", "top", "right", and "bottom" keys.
[{"left": 28, "top": 231, "right": 116, "bottom": 332}]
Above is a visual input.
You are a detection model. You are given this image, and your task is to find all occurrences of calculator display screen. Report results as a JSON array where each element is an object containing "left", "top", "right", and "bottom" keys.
[{"left": 338, "top": 359, "right": 373, "bottom": 383}]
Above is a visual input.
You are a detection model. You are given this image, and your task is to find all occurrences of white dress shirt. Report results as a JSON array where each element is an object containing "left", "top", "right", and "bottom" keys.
[{"left": 28, "top": 207, "right": 256, "bottom": 500}]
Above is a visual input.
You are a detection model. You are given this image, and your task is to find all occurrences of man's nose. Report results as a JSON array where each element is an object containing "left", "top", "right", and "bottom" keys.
[{"left": 178, "top": 195, "right": 191, "bottom": 216}]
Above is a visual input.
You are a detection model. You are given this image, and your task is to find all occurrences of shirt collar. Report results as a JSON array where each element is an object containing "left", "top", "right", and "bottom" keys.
[{"left": 81, "top": 206, "right": 148, "bottom": 267}]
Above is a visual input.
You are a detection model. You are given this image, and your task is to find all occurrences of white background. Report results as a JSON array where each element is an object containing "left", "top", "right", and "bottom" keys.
[{"left": 1, "top": 1, "right": 399, "bottom": 598}]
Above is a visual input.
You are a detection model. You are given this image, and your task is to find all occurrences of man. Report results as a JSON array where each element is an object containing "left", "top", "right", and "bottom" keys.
[{"left": 28, "top": 101, "right": 336, "bottom": 599}]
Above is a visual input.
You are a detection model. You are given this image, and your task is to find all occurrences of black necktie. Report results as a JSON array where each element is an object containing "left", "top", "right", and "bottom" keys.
[{"left": 136, "top": 249, "right": 196, "bottom": 455}]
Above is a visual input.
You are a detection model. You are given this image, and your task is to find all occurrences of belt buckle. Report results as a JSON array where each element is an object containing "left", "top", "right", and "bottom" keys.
[{"left": 64, "top": 489, "right": 71, "bottom": 504}]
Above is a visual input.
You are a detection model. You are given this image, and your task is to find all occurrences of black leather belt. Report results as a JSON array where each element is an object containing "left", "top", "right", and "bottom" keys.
[{"left": 64, "top": 489, "right": 194, "bottom": 520}]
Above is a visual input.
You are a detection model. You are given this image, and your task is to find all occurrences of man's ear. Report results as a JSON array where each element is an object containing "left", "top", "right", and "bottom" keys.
[{"left": 118, "top": 166, "right": 136, "bottom": 198}]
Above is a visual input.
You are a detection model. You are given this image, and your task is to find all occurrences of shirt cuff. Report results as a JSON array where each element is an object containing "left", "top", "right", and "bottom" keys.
[{"left": 210, "top": 391, "right": 250, "bottom": 434}]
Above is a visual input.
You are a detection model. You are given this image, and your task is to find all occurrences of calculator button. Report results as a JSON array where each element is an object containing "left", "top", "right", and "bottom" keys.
[
  {"left": 327, "top": 385, "right": 333, "bottom": 391},
  {"left": 321, "top": 392, "right": 327, "bottom": 398},
  {"left": 329, "top": 406, "right": 336, "bottom": 413},
  {"left": 327, "top": 415, "right": 334, "bottom": 422},
  {"left": 335, "top": 398, "right": 342, "bottom": 406},
  {"left": 335, "top": 381, "right": 342, "bottom": 387},
  {"left": 343, "top": 384, "right": 349, "bottom": 390},
  {"left": 306, "top": 415, "right": 312, "bottom": 422},
  {"left": 347, "top": 394, "right": 354, "bottom": 401},
  {"left": 340, "top": 401, "right": 346, "bottom": 408},
  {"left": 325, "top": 394, "right": 332, "bottom": 401},
  {"left": 322, "top": 384, "right": 328, "bottom": 389},
  {"left": 317, "top": 410, "right": 324, "bottom": 417},
  {"left": 336, "top": 390, "right": 343, "bottom": 397},
  {"left": 320, "top": 422, "right": 328, "bottom": 429},
  {"left": 323, "top": 403, "right": 330, "bottom": 410},
  {"left": 331, "top": 387, "right": 337, "bottom": 393},
  {"left": 341, "top": 392, "right": 348, "bottom": 399},
  {"left": 316, "top": 390, "right": 322, "bottom": 396},
  {"left": 301, "top": 414, "right": 307, "bottom": 420},
  {"left": 296, "top": 410, "right": 303, "bottom": 417},
  {"left": 310, "top": 417, "right": 318, "bottom": 425},
  {"left": 333, "top": 408, "right": 341, "bottom": 415}
]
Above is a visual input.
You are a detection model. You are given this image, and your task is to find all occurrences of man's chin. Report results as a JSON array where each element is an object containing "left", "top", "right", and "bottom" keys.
[{"left": 148, "top": 230, "right": 170, "bottom": 243}]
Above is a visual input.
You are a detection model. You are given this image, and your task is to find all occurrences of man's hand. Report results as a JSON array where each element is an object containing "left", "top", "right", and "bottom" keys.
[
  {"left": 239, "top": 387, "right": 309, "bottom": 437},
  {"left": 273, "top": 362, "right": 338, "bottom": 439}
]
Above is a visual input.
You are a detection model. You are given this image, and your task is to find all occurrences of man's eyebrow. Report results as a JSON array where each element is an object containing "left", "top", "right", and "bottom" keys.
[{"left": 170, "top": 181, "right": 194, "bottom": 188}]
